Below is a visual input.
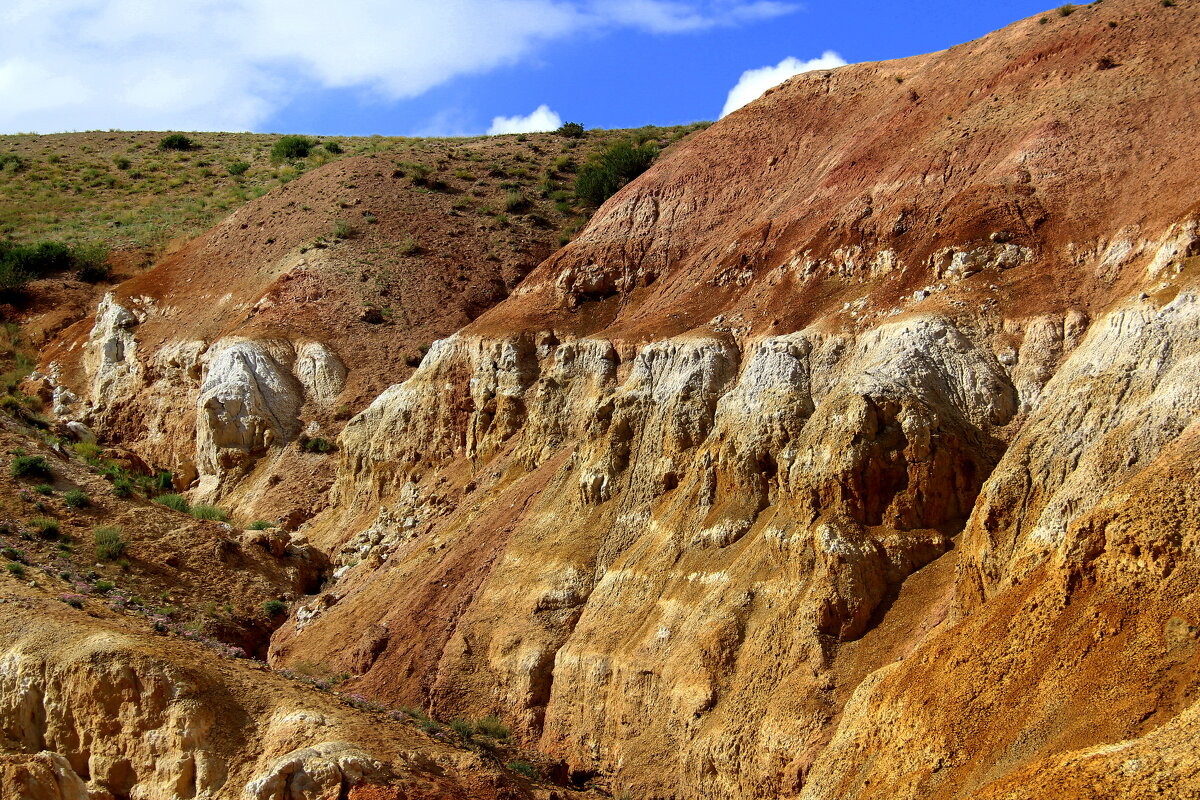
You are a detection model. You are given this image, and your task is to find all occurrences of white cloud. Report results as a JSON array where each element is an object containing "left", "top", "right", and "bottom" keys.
[
  {"left": 720, "top": 51, "right": 848, "bottom": 117},
  {"left": 0, "top": 0, "right": 800, "bottom": 134},
  {"left": 487, "top": 104, "right": 563, "bottom": 135}
]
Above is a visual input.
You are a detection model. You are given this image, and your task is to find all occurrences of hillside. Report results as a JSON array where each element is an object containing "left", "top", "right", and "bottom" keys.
[{"left": 18, "top": 0, "right": 1200, "bottom": 798}]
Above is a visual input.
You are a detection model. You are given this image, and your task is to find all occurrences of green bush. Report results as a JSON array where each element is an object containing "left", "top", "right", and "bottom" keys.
[
  {"left": 504, "top": 190, "right": 528, "bottom": 213},
  {"left": 227, "top": 161, "right": 250, "bottom": 176},
  {"left": 575, "top": 139, "right": 659, "bottom": 206},
  {"left": 300, "top": 436, "right": 334, "bottom": 454},
  {"left": 34, "top": 483, "right": 53, "bottom": 495},
  {"left": 5, "top": 562, "right": 25, "bottom": 578},
  {"left": 271, "top": 135, "right": 315, "bottom": 161},
  {"left": 323, "top": 141, "right": 343, "bottom": 154},
  {"left": 159, "top": 133, "right": 195, "bottom": 151},
  {"left": 111, "top": 476, "right": 134, "bottom": 498},
  {"left": 94, "top": 526, "right": 126, "bottom": 560},
  {"left": 555, "top": 122, "right": 585, "bottom": 138},
  {"left": 0, "top": 240, "right": 109, "bottom": 291},
  {"left": 191, "top": 504, "right": 228, "bottom": 522},
  {"left": 1058, "top": 3, "right": 1076, "bottom": 15},
  {"left": 11, "top": 454, "right": 51, "bottom": 478},
  {"left": 94, "top": 579, "right": 115, "bottom": 592},
  {"left": 331, "top": 220, "right": 353, "bottom": 240},
  {"left": 449, "top": 719, "right": 475, "bottom": 739},
  {"left": 154, "top": 493, "right": 190, "bottom": 513},
  {"left": 506, "top": 761, "right": 536, "bottom": 779},
  {"left": 29, "top": 516, "right": 59, "bottom": 538},
  {"left": 248, "top": 520, "right": 276, "bottom": 530},
  {"left": 263, "top": 599, "right": 287, "bottom": 616},
  {"left": 64, "top": 489, "right": 90, "bottom": 508}
]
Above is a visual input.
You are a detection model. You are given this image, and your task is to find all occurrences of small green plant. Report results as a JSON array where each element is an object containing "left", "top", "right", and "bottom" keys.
[
  {"left": 1058, "top": 3, "right": 1076, "bottom": 16},
  {"left": 11, "top": 454, "right": 51, "bottom": 478},
  {"left": 331, "top": 219, "right": 354, "bottom": 240},
  {"left": 94, "top": 579, "right": 115, "bottom": 592},
  {"left": 263, "top": 599, "right": 287, "bottom": 616},
  {"left": 191, "top": 504, "right": 228, "bottom": 522},
  {"left": 159, "top": 133, "right": 195, "bottom": 151},
  {"left": 34, "top": 483, "right": 53, "bottom": 496},
  {"left": 504, "top": 190, "right": 528, "bottom": 212},
  {"left": 555, "top": 121, "right": 585, "bottom": 138},
  {"left": 227, "top": 160, "right": 250, "bottom": 176},
  {"left": 154, "top": 493, "right": 190, "bottom": 513},
  {"left": 396, "top": 237, "right": 421, "bottom": 256},
  {"left": 1162, "top": 0, "right": 1175, "bottom": 6},
  {"left": 507, "top": 761, "right": 536, "bottom": 779},
  {"left": 74, "top": 244, "right": 111, "bottom": 282},
  {"left": 112, "top": 477, "right": 134, "bottom": 498},
  {"left": 271, "top": 135, "right": 315, "bottom": 161},
  {"left": 5, "top": 562, "right": 25, "bottom": 578},
  {"left": 248, "top": 520, "right": 276, "bottom": 530},
  {"left": 475, "top": 715, "right": 511, "bottom": 741},
  {"left": 300, "top": 436, "right": 334, "bottom": 454},
  {"left": 63, "top": 489, "right": 91, "bottom": 508},
  {"left": 29, "top": 516, "right": 59, "bottom": 538},
  {"left": 323, "top": 141, "right": 343, "bottom": 153},
  {"left": 449, "top": 719, "right": 475, "bottom": 739},
  {"left": 94, "top": 526, "right": 126, "bottom": 560}
]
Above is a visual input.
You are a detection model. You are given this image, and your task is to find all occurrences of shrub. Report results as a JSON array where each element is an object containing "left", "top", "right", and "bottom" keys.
[
  {"left": 575, "top": 139, "right": 659, "bottom": 206},
  {"left": 6, "top": 562, "right": 25, "bottom": 578},
  {"left": 271, "top": 135, "right": 315, "bottom": 162},
  {"left": 555, "top": 122, "right": 585, "bottom": 138},
  {"left": 112, "top": 477, "right": 134, "bottom": 498},
  {"left": 227, "top": 160, "right": 250, "bottom": 176},
  {"left": 263, "top": 599, "right": 287, "bottom": 616},
  {"left": 63, "top": 489, "right": 90, "bottom": 508},
  {"left": 248, "top": 520, "right": 276, "bottom": 530},
  {"left": 323, "top": 141, "right": 343, "bottom": 154},
  {"left": 94, "top": 579, "right": 115, "bottom": 592},
  {"left": 396, "top": 237, "right": 421, "bottom": 256},
  {"left": 154, "top": 493, "right": 190, "bottom": 513},
  {"left": 1058, "top": 4, "right": 1076, "bottom": 16},
  {"left": 191, "top": 504, "right": 228, "bottom": 522},
  {"left": 29, "top": 516, "right": 59, "bottom": 538},
  {"left": 449, "top": 719, "right": 475, "bottom": 739},
  {"left": 507, "top": 761, "right": 536, "bottom": 779},
  {"left": 94, "top": 526, "right": 126, "bottom": 560},
  {"left": 159, "top": 133, "right": 195, "bottom": 151},
  {"left": 300, "top": 436, "right": 334, "bottom": 454},
  {"left": 331, "top": 220, "right": 354, "bottom": 240},
  {"left": 475, "top": 715, "right": 510, "bottom": 741},
  {"left": 34, "top": 483, "right": 53, "bottom": 496}
]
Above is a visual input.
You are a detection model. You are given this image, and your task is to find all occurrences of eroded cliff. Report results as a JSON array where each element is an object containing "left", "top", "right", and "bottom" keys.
[{"left": 27, "top": 0, "right": 1200, "bottom": 797}]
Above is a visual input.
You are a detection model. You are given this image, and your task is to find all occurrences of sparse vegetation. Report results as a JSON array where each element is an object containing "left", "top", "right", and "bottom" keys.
[
  {"left": 331, "top": 219, "right": 354, "bottom": 240},
  {"left": 63, "top": 489, "right": 91, "bottom": 508},
  {"left": 94, "top": 526, "right": 126, "bottom": 560},
  {"left": 323, "top": 141, "right": 343, "bottom": 154},
  {"left": 5, "top": 562, "right": 25, "bottom": 578},
  {"left": 507, "top": 761, "right": 537, "bottom": 779},
  {"left": 190, "top": 504, "right": 229, "bottom": 522},
  {"left": 475, "top": 715, "right": 511, "bottom": 741},
  {"left": 248, "top": 519, "right": 276, "bottom": 530},
  {"left": 227, "top": 160, "right": 250, "bottom": 176},
  {"left": 0, "top": 239, "right": 109, "bottom": 292},
  {"left": 154, "top": 493, "right": 190, "bottom": 513},
  {"left": 1058, "top": 4, "right": 1076, "bottom": 16}
]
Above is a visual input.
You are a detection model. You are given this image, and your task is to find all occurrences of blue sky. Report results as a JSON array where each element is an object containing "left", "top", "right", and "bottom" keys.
[{"left": 0, "top": 1, "right": 1054, "bottom": 137}]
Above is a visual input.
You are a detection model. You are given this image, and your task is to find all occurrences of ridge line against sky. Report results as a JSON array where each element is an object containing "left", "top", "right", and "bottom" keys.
[{"left": 0, "top": 1, "right": 1055, "bottom": 136}]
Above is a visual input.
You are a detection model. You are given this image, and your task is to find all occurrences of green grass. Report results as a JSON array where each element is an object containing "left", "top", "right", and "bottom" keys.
[
  {"left": 94, "top": 526, "right": 126, "bottom": 560},
  {"left": 63, "top": 489, "right": 90, "bottom": 508},
  {"left": 10, "top": 454, "right": 51, "bottom": 478},
  {"left": 29, "top": 516, "right": 59, "bottom": 538},
  {"left": 154, "top": 493, "right": 190, "bottom": 513},
  {"left": 190, "top": 504, "right": 228, "bottom": 522}
]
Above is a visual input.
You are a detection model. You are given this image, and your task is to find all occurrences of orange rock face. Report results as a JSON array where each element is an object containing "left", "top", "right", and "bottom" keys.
[{"left": 29, "top": 1, "right": 1200, "bottom": 798}]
